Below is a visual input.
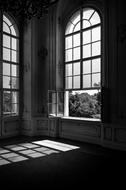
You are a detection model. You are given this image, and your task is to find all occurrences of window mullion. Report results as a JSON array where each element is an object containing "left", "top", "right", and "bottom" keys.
[
  {"left": 72, "top": 34, "right": 74, "bottom": 89},
  {"left": 0, "top": 11, "right": 3, "bottom": 118},
  {"left": 91, "top": 27, "right": 92, "bottom": 88},
  {"left": 10, "top": 35, "right": 12, "bottom": 114},
  {"left": 80, "top": 9, "right": 83, "bottom": 89}
]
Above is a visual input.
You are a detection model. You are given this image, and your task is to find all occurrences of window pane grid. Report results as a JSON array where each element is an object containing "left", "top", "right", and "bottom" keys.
[
  {"left": 2, "top": 47, "right": 19, "bottom": 52},
  {"left": 65, "top": 23, "right": 101, "bottom": 38},
  {"left": 83, "top": 39, "right": 100, "bottom": 46},
  {"left": 3, "top": 60, "right": 19, "bottom": 64},
  {"left": 65, "top": 45, "right": 81, "bottom": 51},
  {"left": 2, "top": 33, "right": 19, "bottom": 41},
  {"left": 82, "top": 22, "right": 100, "bottom": 31},
  {"left": 2, "top": 61, "right": 19, "bottom": 66},
  {"left": 65, "top": 8, "right": 101, "bottom": 91},
  {"left": 2, "top": 14, "right": 19, "bottom": 116},
  {"left": 65, "top": 30, "right": 81, "bottom": 38},
  {"left": 3, "top": 22, "right": 11, "bottom": 34},
  {"left": 3, "top": 31, "right": 19, "bottom": 38}
]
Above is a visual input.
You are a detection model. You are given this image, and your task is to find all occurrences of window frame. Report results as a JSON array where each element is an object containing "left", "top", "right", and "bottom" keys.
[
  {"left": 64, "top": 7, "right": 102, "bottom": 91},
  {"left": 64, "top": 7, "right": 102, "bottom": 121},
  {"left": 0, "top": 12, "right": 20, "bottom": 117}
]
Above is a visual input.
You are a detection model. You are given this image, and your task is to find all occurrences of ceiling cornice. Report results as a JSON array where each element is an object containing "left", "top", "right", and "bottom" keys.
[{"left": 0, "top": 0, "right": 59, "bottom": 19}]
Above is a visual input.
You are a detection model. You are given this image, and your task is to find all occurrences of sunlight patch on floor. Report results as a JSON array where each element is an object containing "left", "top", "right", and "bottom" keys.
[
  {"left": 33, "top": 140, "right": 80, "bottom": 152},
  {"left": 0, "top": 140, "right": 80, "bottom": 166}
]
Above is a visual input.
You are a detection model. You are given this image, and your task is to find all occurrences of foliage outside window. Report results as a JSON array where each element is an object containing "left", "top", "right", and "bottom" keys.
[{"left": 69, "top": 90, "right": 101, "bottom": 119}]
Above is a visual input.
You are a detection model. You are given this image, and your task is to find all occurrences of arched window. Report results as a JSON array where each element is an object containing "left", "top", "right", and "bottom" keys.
[
  {"left": 2, "top": 13, "right": 19, "bottom": 116},
  {"left": 64, "top": 8, "right": 101, "bottom": 120}
]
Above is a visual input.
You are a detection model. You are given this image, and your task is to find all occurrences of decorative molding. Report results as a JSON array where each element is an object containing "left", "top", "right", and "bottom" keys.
[
  {"left": 57, "top": 61, "right": 63, "bottom": 71},
  {"left": 79, "top": 0, "right": 103, "bottom": 6},
  {"left": 38, "top": 46, "right": 48, "bottom": 59},
  {"left": 3, "top": 120, "right": 19, "bottom": 133},
  {"left": 118, "top": 24, "right": 126, "bottom": 43},
  {"left": 104, "top": 127, "right": 112, "bottom": 141},
  {"left": 37, "top": 120, "right": 48, "bottom": 131},
  {"left": 0, "top": 0, "right": 59, "bottom": 19},
  {"left": 24, "top": 62, "right": 30, "bottom": 72}
]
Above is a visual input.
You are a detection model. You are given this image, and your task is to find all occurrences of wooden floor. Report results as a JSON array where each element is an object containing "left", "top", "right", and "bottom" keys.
[{"left": 0, "top": 135, "right": 125, "bottom": 189}]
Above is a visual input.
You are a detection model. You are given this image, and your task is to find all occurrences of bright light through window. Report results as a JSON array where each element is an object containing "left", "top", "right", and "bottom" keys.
[
  {"left": 2, "top": 14, "right": 19, "bottom": 116},
  {"left": 65, "top": 8, "right": 101, "bottom": 120},
  {"left": 0, "top": 140, "right": 80, "bottom": 166}
]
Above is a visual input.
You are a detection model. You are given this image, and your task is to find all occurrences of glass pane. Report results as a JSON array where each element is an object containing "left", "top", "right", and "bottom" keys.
[
  {"left": 73, "top": 62, "right": 80, "bottom": 75},
  {"left": 90, "top": 12, "right": 100, "bottom": 25},
  {"left": 57, "top": 103, "right": 64, "bottom": 117},
  {"left": 83, "top": 44, "right": 91, "bottom": 58},
  {"left": 83, "top": 9, "right": 94, "bottom": 20},
  {"left": 65, "top": 36, "right": 72, "bottom": 49},
  {"left": 83, "top": 20, "right": 91, "bottom": 29},
  {"left": 48, "top": 103, "right": 56, "bottom": 116},
  {"left": 69, "top": 89, "right": 101, "bottom": 119},
  {"left": 92, "top": 41, "right": 101, "bottom": 56},
  {"left": 66, "top": 64, "right": 72, "bottom": 76},
  {"left": 58, "top": 92, "right": 64, "bottom": 104},
  {"left": 12, "top": 92, "right": 19, "bottom": 103},
  {"left": 3, "top": 34, "right": 10, "bottom": 48},
  {"left": 12, "top": 38, "right": 17, "bottom": 50},
  {"left": 83, "top": 60, "right": 91, "bottom": 74},
  {"left": 11, "top": 77, "right": 19, "bottom": 89},
  {"left": 48, "top": 91, "right": 56, "bottom": 103},
  {"left": 52, "top": 93, "right": 56, "bottom": 103},
  {"left": 65, "top": 22, "right": 74, "bottom": 35},
  {"left": 71, "top": 11, "right": 80, "bottom": 25},
  {"left": 83, "top": 30, "right": 91, "bottom": 44},
  {"left": 66, "top": 77, "right": 72, "bottom": 89},
  {"left": 10, "top": 25, "right": 16, "bottom": 36},
  {"left": 92, "top": 26, "right": 101, "bottom": 42},
  {"left": 12, "top": 104, "right": 19, "bottom": 114},
  {"left": 3, "top": 15, "right": 12, "bottom": 26},
  {"left": 3, "top": 63, "right": 10, "bottom": 76},
  {"left": 3, "top": 48, "right": 10, "bottom": 61},
  {"left": 16, "top": 39, "right": 19, "bottom": 51},
  {"left": 92, "top": 58, "right": 101, "bottom": 73},
  {"left": 11, "top": 50, "right": 18, "bottom": 62},
  {"left": 74, "top": 22, "right": 80, "bottom": 32},
  {"left": 3, "top": 91, "right": 11, "bottom": 114},
  {"left": 12, "top": 64, "right": 19, "bottom": 76},
  {"left": 57, "top": 93, "right": 64, "bottom": 116},
  {"left": 83, "top": 75, "right": 91, "bottom": 88},
  {"left": 92, "top": 73, "right": 100, "bottom": 87},
  {"left": 73, "top": 47, "right": 80, "bottom": 60},
  {"left": 73, "top": 76, "right": 80, "bottom": 88},
  {"left": 73, "top": 33, "right": 80, "bottom": 47},
  {"left": 3, "top": 22, "right": 10, "bottom": 33},
  {"left": 3, "top": 76, "right": 11, "bottom": 88},
  {"left": 65, "top": 49, "right": 72, "bottom": 62}
]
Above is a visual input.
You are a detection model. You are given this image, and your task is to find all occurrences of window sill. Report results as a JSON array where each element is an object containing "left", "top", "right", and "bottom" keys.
[
  {"left": 62, "top": 116, "right": 101, "bottom": 122},
  {"left": 48, "top": 115, "right": 101, "bottom": 123}
]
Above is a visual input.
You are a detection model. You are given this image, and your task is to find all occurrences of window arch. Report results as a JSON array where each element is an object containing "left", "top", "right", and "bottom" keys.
[
  {"left": 2, "top": 13, "right": 19, "bottom": 116},
  {"left": 64, "top": 8, "right": 101, "bottom": 120}
]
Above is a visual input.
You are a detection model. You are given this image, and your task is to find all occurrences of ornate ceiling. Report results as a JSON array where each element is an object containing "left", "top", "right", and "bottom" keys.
[{"left": 0, "top": 0, "right": 59, "bottom": 19}]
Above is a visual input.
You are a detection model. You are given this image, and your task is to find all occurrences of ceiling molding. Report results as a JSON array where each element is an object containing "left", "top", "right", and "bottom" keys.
[{"left": 0, "top": 0, "right": 59, "bottom": 19}]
